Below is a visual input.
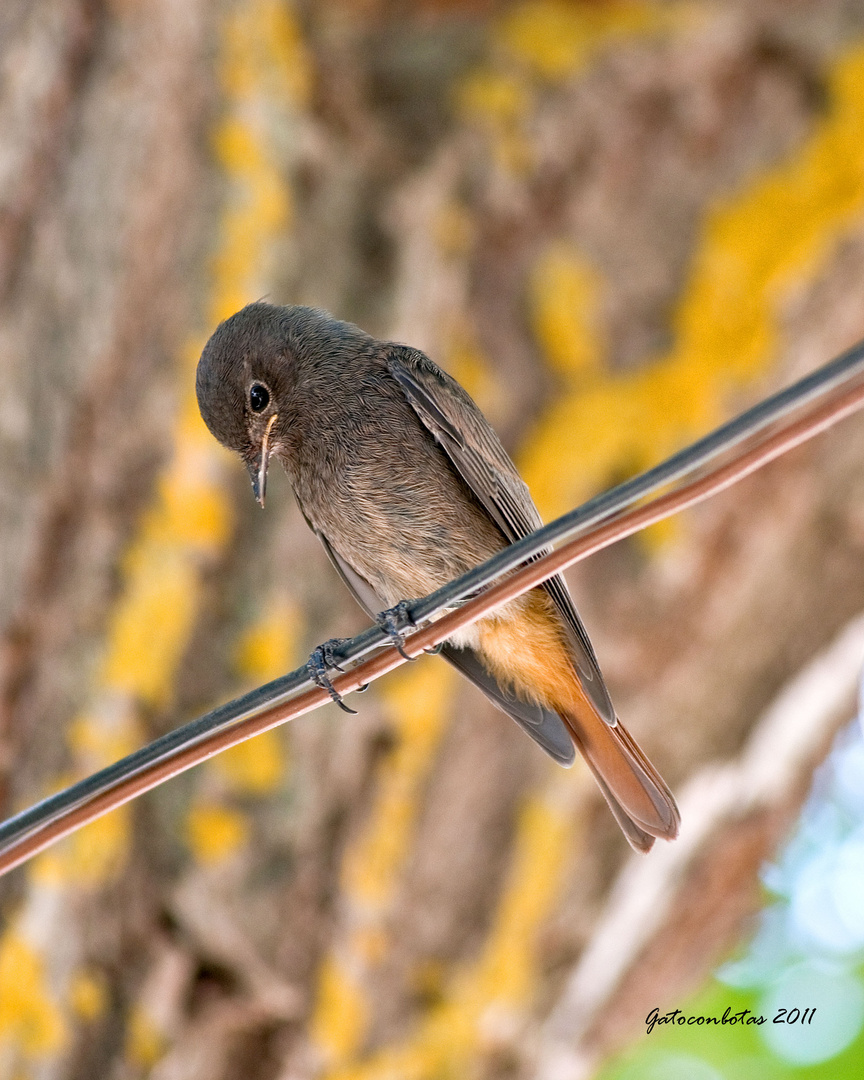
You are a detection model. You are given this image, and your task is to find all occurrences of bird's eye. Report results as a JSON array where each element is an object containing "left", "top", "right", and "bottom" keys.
[{"left": 249, "top": 383, "right": 270, "bottom": 412}]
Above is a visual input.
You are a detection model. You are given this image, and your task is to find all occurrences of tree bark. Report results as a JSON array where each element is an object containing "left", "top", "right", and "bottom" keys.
[{"left": 2, "top": 2, "right": 864, "bottom": 1078}]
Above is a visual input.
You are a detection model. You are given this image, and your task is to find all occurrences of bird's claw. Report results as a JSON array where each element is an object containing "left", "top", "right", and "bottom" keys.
[
  {"left": 320, "top": 637, "right": 350, "bottom": 672},
  {"left": 375, "top": 601, "right": 419, "bottom": 662},
  {"left": 307, "top": 641, "right": 357, "bottom": 714}
]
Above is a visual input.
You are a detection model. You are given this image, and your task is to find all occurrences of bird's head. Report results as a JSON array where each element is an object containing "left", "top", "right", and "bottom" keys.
[{"left": 196, "top": 302, "right": 301, "bottom": 506}]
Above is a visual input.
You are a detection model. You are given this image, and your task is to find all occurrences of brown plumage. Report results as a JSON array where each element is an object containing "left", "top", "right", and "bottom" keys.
[{"left": 195, "top": 302, "right": 680, "bottom": 852}]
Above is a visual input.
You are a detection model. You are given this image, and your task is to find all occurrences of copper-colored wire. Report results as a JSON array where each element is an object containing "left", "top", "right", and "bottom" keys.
[{"left": 0, "top": 377, "right": 863, "bottom": 877}]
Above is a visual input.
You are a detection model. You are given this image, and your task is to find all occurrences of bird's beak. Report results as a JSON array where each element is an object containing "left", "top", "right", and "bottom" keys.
[{"left": 247, "top": 414, "right": 278, "bottom": 508}]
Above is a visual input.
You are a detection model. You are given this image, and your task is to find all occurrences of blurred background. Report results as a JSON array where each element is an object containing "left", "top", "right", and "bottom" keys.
[{"left": 4, "top": 1, "right": 864, "bottom": 1077}]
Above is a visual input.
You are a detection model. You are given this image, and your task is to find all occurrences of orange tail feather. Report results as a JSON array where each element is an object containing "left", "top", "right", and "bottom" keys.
[
  {"left": 478, "top": 594, "right": 679, "bottom": 851},
  {"left": 560, "top": 704, "right": 680, "bottom": 843}
]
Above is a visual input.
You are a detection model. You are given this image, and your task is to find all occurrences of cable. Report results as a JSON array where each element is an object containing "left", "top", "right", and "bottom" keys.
[{"left": 0, "top": 342, "right": 863, "bottom": 873}]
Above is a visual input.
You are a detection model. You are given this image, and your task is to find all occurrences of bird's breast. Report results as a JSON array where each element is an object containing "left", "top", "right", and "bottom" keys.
[{"left": 278, "top": 400, "right": 505, "bottom": 604}]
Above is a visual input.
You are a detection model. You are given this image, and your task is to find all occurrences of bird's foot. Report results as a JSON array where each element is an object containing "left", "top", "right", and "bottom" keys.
[
  {"left": 375, "top": 601, "right": 421, "bottom": 661},
  {"left": 307, "top": 639, "right": 357, "bottom": 714}
]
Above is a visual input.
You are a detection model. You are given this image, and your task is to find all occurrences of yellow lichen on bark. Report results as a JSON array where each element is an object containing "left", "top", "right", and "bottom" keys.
[{"left": 522, "top": 45, "right": 864, "bottom": 523}]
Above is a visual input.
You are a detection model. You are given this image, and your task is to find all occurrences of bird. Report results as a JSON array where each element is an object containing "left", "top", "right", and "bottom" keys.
[{"left": 195, "top": 302, "right": 680, "bottom": 852}]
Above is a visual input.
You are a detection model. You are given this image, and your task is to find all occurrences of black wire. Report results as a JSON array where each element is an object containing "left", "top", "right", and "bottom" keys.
[{"left": 2, "top": 337, "right": 864, "bottom": 852}]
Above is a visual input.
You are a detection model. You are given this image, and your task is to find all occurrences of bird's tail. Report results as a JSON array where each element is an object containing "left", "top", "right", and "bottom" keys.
[
  {"left": 559, "top": 701, "right": 680, "bottom": 852},
  {"left": 478, "top": 594, "right": 680, "bottom": 852}
]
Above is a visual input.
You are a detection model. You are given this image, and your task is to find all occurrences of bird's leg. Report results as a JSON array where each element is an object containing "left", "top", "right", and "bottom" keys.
[
  {"left": 319, "top": 637, "right": 370, "bottom": 692},
  {"left": 373, "top": 600, "right": 442, "bottom": 656},
  {"left": 375, "top": 600, "right": 420, "bottom": 661},
  {"left": 321, "top": 637, "right": 350, "bottom": 672},
  {"left": 307, "top": 638, "right": 358, "bottom": 714},
  {"left": 373, "top": 601, "right": 444, "bottom": 659}
]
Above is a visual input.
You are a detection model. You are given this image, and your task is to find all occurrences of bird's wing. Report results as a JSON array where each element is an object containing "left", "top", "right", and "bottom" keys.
[
  {"left": 439, "top": 643, "right": 576, "bottom": 766},
  {"left": 386, "top": 346, "right": 615, "bottom": 724},
  {"left": 310, "top": 515, "right": 576, "bottom": 766}
]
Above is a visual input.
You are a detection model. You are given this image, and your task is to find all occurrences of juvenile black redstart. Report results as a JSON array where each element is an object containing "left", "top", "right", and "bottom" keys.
[{"left": 195, "top": 303, "right": 679, "bottom": 851}]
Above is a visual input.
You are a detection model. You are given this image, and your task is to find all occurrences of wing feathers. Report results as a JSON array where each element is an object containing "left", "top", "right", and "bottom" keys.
[
  {"left": 387, "top": 347, "right": 615, "bottom": 723},
  {"left": 441, "top": 644, "right": 576, "bottom": 767}
]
